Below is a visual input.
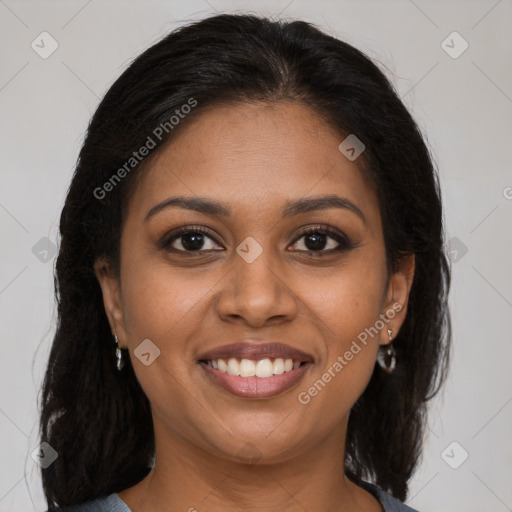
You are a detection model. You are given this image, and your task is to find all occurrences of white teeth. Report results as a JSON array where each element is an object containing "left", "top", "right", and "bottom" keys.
[
  {"left": 207, "top": 357, "right": 304, "bottom": 378},
  {"left": 227, "top": 358, "right": 240, "bottom": 376},
  {"left": 239, "top": 359, "right": 256, "bottom": 377},
  {"left": 255, "top": 359, "right": 274, "bottom": 378},
  {"left": 217, "top": 359, "right": 228, "bottom": 373},
  {"left": 273, "top": 358, "right": 284, "bottom": 375}
]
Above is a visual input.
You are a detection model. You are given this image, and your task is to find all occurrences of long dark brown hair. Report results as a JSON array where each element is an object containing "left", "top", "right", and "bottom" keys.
[{"left": 39, "top": 13, "right": 451, "bottom": 506}]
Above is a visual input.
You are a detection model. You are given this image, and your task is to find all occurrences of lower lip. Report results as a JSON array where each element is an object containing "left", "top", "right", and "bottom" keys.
[{"left": 199, "top": 361, "right": 313, "bottom": 399}]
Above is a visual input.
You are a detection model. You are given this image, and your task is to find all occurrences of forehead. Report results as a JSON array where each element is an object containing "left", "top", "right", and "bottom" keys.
[{"left": 126, "top": 101, "right": 379, "bottom": 225}]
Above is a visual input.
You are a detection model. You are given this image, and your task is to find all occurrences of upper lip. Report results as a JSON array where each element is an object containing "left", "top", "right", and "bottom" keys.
[{"left": 198, "top": 342, "right": 314, "bottom": 362}]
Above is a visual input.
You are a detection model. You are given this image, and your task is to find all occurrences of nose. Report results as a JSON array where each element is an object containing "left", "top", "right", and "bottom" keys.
[{"left": 215, "top": 246, "right": 298, "bottom": 328}]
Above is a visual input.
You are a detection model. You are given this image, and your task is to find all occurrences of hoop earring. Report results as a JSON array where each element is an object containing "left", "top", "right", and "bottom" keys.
[
  {"left": 377, "top": 328, "right": 396, "bottom": 374},
  {"left": 114, "top": 332, "right": 124, "bottom": 371}
]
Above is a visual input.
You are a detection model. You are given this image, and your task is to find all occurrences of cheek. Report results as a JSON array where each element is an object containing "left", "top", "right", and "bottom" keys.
[
  {"left": 120, "top": 254, "right": 212, "bottom": 344},
  {"left": 118, "top": 257, "right": 212, "bottom": 425},
  {"left": 300, "top": 254, "right": 387, "bottom": 342},
  {"left": 118, "top": 252, "right": 225, "bottom": 408},
  {"left": 295, "top": 253, "right": 387, "bottom": 407}
]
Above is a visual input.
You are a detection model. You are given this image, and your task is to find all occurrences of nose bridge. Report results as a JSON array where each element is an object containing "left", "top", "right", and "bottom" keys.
[
  {"left": 216, "top": 237, "right": 296, "bottom": 325},
  {"left": 237, "top": 242, "right": 280, "bottom": 290}
]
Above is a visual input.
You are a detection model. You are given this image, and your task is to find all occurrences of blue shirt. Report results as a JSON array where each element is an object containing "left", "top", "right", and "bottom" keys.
[{"left": 46, "top": 483, "right": 419, "bottom": 511}]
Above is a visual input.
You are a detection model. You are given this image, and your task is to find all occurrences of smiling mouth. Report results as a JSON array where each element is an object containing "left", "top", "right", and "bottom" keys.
[
  {"left": 199, "top": 357, "right": 308, "bottom": 378},
  {"left": 198, "top": 357, "right": 313, "bottom": 399}
]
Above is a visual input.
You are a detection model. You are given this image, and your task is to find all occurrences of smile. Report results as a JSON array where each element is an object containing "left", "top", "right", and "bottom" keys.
[
  {"left": 199, "top": 357, "right": 313, "bottom": 398},
  {"left": 206, "top": 357, "right": 304, "bottom": 377}
]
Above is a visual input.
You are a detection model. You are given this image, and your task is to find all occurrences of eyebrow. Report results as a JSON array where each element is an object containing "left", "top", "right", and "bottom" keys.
[{"left": 145, "top": 194, "right": 366, "bottom": 224}]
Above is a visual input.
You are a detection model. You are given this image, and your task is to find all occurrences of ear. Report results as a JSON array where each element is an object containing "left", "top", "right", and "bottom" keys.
[
  {"left": 379, "top": 252, "right": 415, "bottom": 345},
  {"left": 94, "top": 258, "right": 127, "bottom": 349}
]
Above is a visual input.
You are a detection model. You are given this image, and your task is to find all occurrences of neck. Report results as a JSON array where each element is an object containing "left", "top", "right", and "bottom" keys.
[{"left": 118, "top": 417, "right": 382, "bottom": 512}]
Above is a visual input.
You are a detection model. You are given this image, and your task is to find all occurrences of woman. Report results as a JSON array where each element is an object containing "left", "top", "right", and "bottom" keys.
[{"left": 40, "top": 13, "right": 451, "bottom": 512}]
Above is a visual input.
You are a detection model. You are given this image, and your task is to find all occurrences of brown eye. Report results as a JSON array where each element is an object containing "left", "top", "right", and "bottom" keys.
[
  {"left": 289, "top": 225, "right": 355, "bottom": 255},
  {"left": 161, "top": 227, "right": 223, "bottom": 253}
]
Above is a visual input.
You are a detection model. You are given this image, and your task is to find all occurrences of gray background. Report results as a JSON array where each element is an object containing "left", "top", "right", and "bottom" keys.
[{"left": 1, "top": 0, "right": 511, "bottom": 510}]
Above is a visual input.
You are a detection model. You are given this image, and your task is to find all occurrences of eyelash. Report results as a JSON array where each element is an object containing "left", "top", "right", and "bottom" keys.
[{"left": 160, "top": 224, "right": 356, "bottom": 257}]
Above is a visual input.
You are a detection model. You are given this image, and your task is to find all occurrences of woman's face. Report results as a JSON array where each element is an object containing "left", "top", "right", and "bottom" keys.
[{"left": 96, "top": 101, "right": 413, "bottom": 464}]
